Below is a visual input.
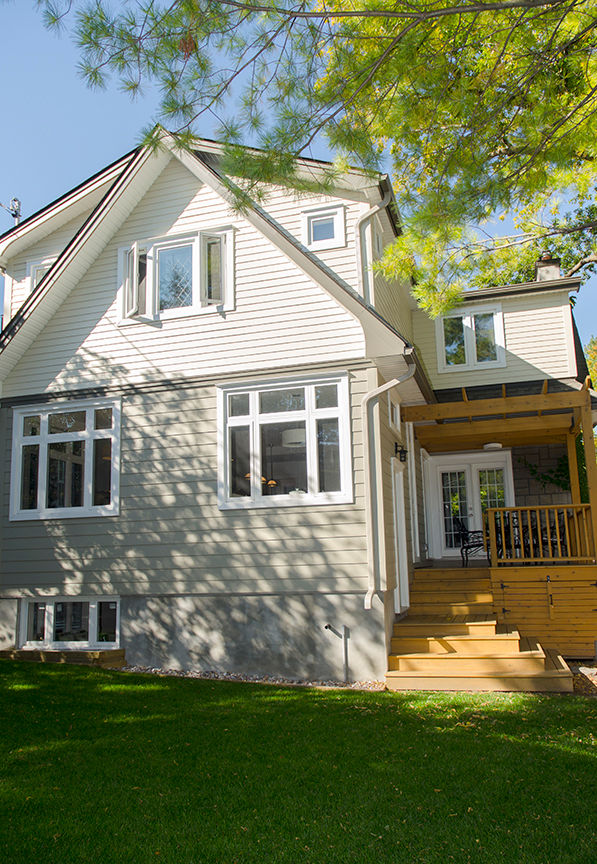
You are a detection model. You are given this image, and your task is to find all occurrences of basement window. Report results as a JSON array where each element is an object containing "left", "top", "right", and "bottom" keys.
[{"left": 19, "top": 597, "right": 120, "bottom": 649}]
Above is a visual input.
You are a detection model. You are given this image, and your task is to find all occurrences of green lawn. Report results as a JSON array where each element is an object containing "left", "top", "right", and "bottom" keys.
[{"left": 0, "top": 660, "right": 595, "bottom": 864}]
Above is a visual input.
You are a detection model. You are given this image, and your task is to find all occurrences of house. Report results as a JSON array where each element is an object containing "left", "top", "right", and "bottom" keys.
[{"left": 0, "top": 133, "right": 595, "bottom": 691}]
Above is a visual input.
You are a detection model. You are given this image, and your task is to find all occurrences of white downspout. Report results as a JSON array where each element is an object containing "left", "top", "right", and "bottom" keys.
[
  {"left": 361, "top": 351, "right": 417, "bottom": 609},
  {"left": 356, "top": 183, "right": 393, "bottom": 303}
]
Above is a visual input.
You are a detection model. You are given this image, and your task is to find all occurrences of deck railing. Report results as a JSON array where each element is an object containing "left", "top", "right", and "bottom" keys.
[{"left": 485, "top": 505, "right": 595, "bottom": 566}]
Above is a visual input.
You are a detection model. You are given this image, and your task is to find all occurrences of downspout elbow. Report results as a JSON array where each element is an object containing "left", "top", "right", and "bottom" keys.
[{"left": 356, "top": 182, "right": 393, "bottom": 301}]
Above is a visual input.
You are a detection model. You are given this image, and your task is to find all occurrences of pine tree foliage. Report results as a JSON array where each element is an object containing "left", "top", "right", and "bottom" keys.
[{"left": 36, "top": 0, "right": 597, "bottom": 312}]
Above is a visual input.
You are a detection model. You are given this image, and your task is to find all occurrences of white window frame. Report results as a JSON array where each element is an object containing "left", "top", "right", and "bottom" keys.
[
  {"left": 26, "top": 257, "right": 57, "bottom": 295},
  {"left": 436, "top": 304, "right": 505, "bottom": 373},
  {"left": 217, "top": 374, "right": 353, "bottom": 510},
  {"left": 388, "top": 393, "right": 401, "bottom": 434},
  {"left": 18, "top": 596, "right": 120, "bottom": 649},
  {"left": 302, "top": 206, "right": 346, "bottom": 251},
  {"left": 119, "top": 228, "right": 235, "bottom": 323},
  {"left": 10, "top": 397, "right": 121, "bottom": 521}
]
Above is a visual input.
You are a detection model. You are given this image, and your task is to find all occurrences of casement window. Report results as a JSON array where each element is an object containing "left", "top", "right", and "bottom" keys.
[
  {"left": 302, "top": 206, "right": 346, "bottom": 251},
  {"left": 121, "top": 229, "right": 234, "bottom": 321},
  {"left": 436, "top": 306, "right": 505, "bottom": 373},
  {"left": 19, "top": 597, "right": 120, "bottom": 649},
  {"left": 26, "top": 257, "right": 57, "bottom": 294},
  {"left": 10, "top": 399, "right": 121, "bottom": 520},
  {"left": 218, "top": 375, "right": 352, "bottom": 509}
]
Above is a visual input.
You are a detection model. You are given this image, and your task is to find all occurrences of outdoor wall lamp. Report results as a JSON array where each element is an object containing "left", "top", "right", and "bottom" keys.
[{"left": 394, "top": 443, "right": 408, "bottom": 462}]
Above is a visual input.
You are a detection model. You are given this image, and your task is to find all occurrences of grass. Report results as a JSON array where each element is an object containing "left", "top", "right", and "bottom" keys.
[{"left": 0, "top": 661, "right": 596, "bottom": 864}]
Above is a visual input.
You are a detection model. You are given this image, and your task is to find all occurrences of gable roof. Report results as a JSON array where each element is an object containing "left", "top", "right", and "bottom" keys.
[{"left": 0, "top": 134, "right": 412, "bottom": 384}]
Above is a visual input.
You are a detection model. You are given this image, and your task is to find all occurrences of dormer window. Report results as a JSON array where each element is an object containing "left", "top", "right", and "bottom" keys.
[
  {"left": 436, "top": 305, "right": 505, "bottom": 373},
  {"left": 302, "top": 206, "right": 346, "bottom": 251},
  {"left": 121, "top": 229, "right": 234, "bottom": 322}
]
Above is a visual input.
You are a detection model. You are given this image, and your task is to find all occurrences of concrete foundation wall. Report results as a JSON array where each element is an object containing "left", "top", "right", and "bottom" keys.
[
  {"left": 0, "top": 599, "right": 17, "bottom": 648},
  {"left": 121, "top": 591, "right": 388, "bottom": 682}
]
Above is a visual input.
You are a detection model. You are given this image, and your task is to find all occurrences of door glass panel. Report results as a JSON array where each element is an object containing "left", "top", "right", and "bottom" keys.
[
  {"left": 478, "top": 468, "right": 505, "bottom": 511},
  {"left": 441, "top": 470, "right": 468, "bottom": 548}
]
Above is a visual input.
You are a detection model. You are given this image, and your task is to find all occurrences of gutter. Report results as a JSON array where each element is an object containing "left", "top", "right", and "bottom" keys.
[
  {"left": 355, "top": 179, "right": 393, "bottom": 301},
  {"left": 361, "top": 349, "right": 417, "bottom": 609}
]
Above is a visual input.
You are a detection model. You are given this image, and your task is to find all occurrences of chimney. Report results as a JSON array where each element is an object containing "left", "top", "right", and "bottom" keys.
[{"left": 535, "top": 250, "right": 561, "bottom": 282}]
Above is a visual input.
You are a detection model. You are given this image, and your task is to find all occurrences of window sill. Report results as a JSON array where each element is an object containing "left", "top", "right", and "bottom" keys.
[
  {"left": 118, "top": 303, "right": 232, "bottom": 326},
  {"left": 437, "top": 360, "right": 506, "bottom": 374},
  {"left": 10, "top": 506, "right": 119, "bottom": 521},
  {"left": 219, "top": 491, "right": 354, "bottom": 510}
]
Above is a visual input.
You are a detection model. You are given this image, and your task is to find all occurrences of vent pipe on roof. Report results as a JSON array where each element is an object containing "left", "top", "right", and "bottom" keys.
[{"left": 535, "top": 250, "right": 561, "bottom": 282}]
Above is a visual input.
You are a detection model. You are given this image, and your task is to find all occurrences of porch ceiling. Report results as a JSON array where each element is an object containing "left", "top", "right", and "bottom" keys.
[{"left": 402, "top": 387, "right": 590, "bottom": 453}]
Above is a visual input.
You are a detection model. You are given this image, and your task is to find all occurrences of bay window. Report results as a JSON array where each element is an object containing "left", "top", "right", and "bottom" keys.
[
  {"left": 121, "top": 229, "right": 234, "bottom": 321},
  {"left": 218, "top": 376, "right": 352, "bottom": 508},
  {"left": 10, "top": 399, "right": 121, "bottom": 520}
]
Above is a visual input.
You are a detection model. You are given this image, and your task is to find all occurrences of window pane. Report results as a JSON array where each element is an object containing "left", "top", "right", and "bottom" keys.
[
  {"left": 47, "top": 442, "right": 84, "bottom": 508},
  {"left": 93, "top": 439, "right": 112, "bottom": 506},
  {"left": 318, "top": 418, "right": 340, "bottom": 492},
  {"left": 33, "top": 265, "right": 51, "bottom": 287},
  {"left": 261, "top": 422, "right": 307, "bottom": 496},
  {"left": 443, "top": 317, "right": 466, "bottom": 365},
  {"left": 205, "top": 237, "right": 223, "bottom": 303},
  {"left": 310, "top": 216, "right": 335, "bottom": 243},
  {"left": 229, "top": 394, "right": 249, "bottom": 417},
  {"left": 259, "top": 388, "right": 305, "bottom": 413},
  {"left": 48, "top": 411, "right": 86, "bottom": 434},
  {"left": 27, "top": 602, "right": 45, "bottom": 641},
  {"left": 20, "top": 444, "right": 39, "bottom": 510},
  {"left": 474, "top": 313, "right": 498, "bottom": 362},
  {"left": 54, "top": 601, "right": 89, "bottom": 642},
  {"left": 315, "top": 384, "right": 338, "bottom": 409},
  {"left": 97, "top": 602, "right": 117, "bottom": 643},
  {"left": 158, "top": 245, "right": 193, "bottom": 310},
  {"left": 230, "top": 426, "right": 250, "bottom": 497},
  {"left": 23, "top": 415, "right": 40, "bottom": 436},
  {"left": 137, "top": 251, "right": 147, "bottom": 315},
  {"left": 94, "top": 408, "right": 112, "bottom": 430}
]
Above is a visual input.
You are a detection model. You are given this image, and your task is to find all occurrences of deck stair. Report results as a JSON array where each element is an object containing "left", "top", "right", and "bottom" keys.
[
  {"left": 386, "top": 567, "right": 573, "bottom": 692},
  {"left": 0, "top": 649, "right": 125, "bottom": 668}
]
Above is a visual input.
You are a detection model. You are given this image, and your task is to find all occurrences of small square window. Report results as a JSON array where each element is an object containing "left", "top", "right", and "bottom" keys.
[{"left": 302, "top": 207, "right": 346, "bottom": 251}]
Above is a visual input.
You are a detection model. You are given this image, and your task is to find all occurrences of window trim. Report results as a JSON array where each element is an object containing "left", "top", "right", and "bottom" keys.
[
  {"left": 18, "top": 596, "right": 121, "bottom": 650},
  {"left": 10, "top": 397, "right": 121, "bottom": 521},
  {"left": 119, "top": 228, "right": 235, "bottom": 323},
  {"left": 217, "top": 373, "right": 353, "bottom": 509},
  {"left": 301, "top": 206, "right": 346, "bottom": 251},
  {"left": 26, "top": 257, "right": 57, "bottom": 295},
  {"left": 435, "top": 304, "right": 505, "bottom": 373}
]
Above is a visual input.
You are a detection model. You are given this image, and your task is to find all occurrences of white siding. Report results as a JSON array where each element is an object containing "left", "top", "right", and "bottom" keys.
[
  {"left": 3, "top": 158, "right": 366, "bottom": 398},
  {"left": 412, "top": 290, "right": 576, "bottom": 390}
]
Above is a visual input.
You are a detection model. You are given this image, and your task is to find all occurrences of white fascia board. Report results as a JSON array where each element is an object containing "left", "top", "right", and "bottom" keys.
[
  {"left": 171, "top": 142, "right": 408, "bottom": 360},
  {"left": 0, "top": 147, "right": 171, "bottom": 382},
  {"left": 0, "top": 154, "right": 136, "bottom": 266}
]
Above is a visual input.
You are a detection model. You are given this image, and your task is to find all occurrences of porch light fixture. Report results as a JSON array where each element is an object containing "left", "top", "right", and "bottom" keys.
[
  {"left": 394, "top": 443, "right": 408, "bottom": 462},
  {"left": 483, "top": 442, "right": 502, "bottom": 451}
]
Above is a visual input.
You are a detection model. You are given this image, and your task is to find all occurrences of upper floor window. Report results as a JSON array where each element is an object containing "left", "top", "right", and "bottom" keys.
[
  {"left": 436, "top": 306, "right": 505, "bottom": 373},
  {"left": 27, "top": 257, "right": 57, "bottom": 294},
  {"left": 10, "top": 398, "right": 121, "bottom": 520},
  {"left": 121, "top": 229, "right": 234, "bottom": 322},
  {"left": 302, "top": 206, "right": 346, "bottom": 251},
  {"left": 218, "top": 375, "right": 352, "bottom": 509}
]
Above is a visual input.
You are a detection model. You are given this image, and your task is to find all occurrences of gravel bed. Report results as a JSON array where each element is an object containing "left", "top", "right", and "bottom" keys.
[{"left": 116, "top": 664, "right": 387, "bottom": 691}]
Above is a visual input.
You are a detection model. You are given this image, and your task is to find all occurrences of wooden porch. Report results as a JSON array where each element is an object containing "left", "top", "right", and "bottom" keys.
[{"left": 388, "top": 382, "right": 597, "bottom": 690}]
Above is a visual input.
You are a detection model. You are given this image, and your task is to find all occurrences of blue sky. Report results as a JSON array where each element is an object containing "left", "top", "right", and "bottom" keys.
[{"left": 1, "top": 2, "right": 595, "bottom": 346}]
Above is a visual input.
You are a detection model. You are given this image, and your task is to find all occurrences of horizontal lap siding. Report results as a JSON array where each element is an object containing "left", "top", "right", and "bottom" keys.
[
  {"left": 412, "top": 291, "right": 574, "bottom": 390},
  {"left": 0, "top": 371, "right": 369, "bottom": 597},
  {"left": 3, "top": 159, "right": 366, "bottom": 397}
]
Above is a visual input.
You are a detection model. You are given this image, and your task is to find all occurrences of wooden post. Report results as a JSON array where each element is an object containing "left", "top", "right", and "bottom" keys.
[
  {"left": 580, "top": 401, "right": 597, "bottom": 554},
  {"left": 566, "top": 431, "right": 582, "bottom": 505}
]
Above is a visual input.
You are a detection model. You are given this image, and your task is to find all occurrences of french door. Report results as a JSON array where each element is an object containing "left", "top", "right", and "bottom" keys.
[{"left": 424, "top": 451, "right": 514, "bottom": 559}]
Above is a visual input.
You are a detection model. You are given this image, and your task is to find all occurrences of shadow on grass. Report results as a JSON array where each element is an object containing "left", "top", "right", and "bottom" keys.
[{"left": 1, "top": 660, "right": 596, "bottom": 864}]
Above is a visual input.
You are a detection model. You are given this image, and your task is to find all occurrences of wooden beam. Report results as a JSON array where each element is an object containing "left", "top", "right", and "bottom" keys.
[
  {"left": 415, "top": 414, "right": 572, "bottom": 450},
  {"left": 402, "top": 390, "right": 591, "bottom": 423},
  {"left": 566, "top": 431, "right": 582, "bottom": 505},
  {"left": 580, "top": 403, "right": 597, "bottom": 550}
]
